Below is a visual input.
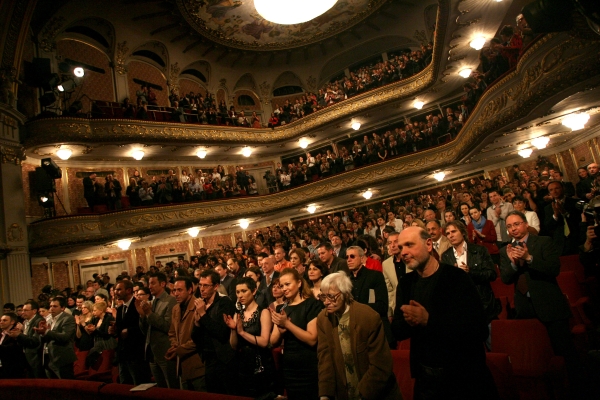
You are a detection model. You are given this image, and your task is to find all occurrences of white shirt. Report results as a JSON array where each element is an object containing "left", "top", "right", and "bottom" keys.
[
  {"left": 452, "top": 241, "right": 468, "bottom": 267},
  {"left": 387, "top": 218, "right": 404, "bottom": 233},
  {"left": 524, "top": 210, "right": 541, "bottom": 233}
]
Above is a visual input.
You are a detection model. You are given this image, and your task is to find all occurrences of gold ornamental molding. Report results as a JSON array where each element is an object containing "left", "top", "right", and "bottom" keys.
[
  {"left": 27, "top": 31, "right": 600, "bottom": 255},
  {"left": 23, "top": 1, "right": 450, "bottom": 149}
]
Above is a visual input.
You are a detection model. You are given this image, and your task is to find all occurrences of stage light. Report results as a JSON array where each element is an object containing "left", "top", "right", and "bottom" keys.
[{"left": 73, "top": 67, "right": 85, "bottom": 77}]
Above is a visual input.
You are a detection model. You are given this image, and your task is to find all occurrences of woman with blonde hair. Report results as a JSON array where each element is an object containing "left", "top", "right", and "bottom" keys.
[{"left": 75, "top": 300, "right": 94, "bottom": 351}]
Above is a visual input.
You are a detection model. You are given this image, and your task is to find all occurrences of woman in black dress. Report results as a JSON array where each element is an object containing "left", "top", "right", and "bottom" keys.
[
  {"left": 224, "top": 277, "right": 276, "bottom": 398},
  {"left": 75, "top": 301, "right": 94, "bottom": 351},
  {"left": 270, "top": 268, "right": 323, "bottom": 400}
]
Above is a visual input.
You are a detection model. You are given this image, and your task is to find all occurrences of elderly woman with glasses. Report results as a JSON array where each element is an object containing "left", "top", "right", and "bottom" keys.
[{"left": 316, "top": 272, "right": 401, "bottom": 400}]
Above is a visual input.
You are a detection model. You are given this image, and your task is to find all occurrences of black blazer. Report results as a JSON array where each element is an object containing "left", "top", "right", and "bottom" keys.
[
  {"left": 15, "top": 314, "right": 44, "bottom": 377},
  {"left": 0, "top": 328, "right": 27, "bottom": 378},
  {"left": 329, "top": 257, "right": 350, "bottom": 275},
  {"left": 115, "top": 300, "right": 146, "bottom": 361},
  {"left": 544, "top": 197, "right": 581, "bottom": 255},
  {"left": 192, "top": 294, "right": 236, "bottom": 366},
  {"left": 441, "top": 243, "right": 500, "bottom": 323},
  {"left": 259, "top": 271, "right": 280, "bottom": 304},
  {"left": 500, "top": 234, "right": 571, "bottom": 322}
]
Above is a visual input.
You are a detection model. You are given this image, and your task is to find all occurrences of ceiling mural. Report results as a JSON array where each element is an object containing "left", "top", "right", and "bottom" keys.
[{"left": 176, "top": 0, "right": 388, "bottom": 50}]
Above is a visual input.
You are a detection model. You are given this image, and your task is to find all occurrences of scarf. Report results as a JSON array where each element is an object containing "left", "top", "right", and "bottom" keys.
[{"left": 472, "top": 215, "right": 487, "bottom": 232}]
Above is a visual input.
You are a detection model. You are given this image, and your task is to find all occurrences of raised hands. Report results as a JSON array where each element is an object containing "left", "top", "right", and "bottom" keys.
[{"left": 401, "top": 300, "right": 429, "bottom": 327}]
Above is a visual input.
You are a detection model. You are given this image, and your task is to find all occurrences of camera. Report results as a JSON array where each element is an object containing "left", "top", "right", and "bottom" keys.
[{"left": 577, "top": 198, "right": 600, "bottom": 237}]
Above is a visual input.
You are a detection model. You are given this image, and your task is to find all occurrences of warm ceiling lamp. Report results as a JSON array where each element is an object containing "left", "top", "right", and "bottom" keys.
[
  {"left": 254, "top": 0, "right": 338, "bottom": 25},
  {"left": 306, "top": 205, "right": 317, "bottom": 214},
  {"left": 299, "top": 138, "right": 309, "bottom": 149},
  {"left": 531, "top": 136, "right": 550, "bottom": 149},
  {"left": 362, "top": 190, "right": 373, "bottom": 200},
  {"left": 459, "top": 68, "right": 472, "bottom": 78},
  {"left": 56, "top": 148, "right": 72, "bottom": 160},
  {"left": 470, "top": 37, "right": 486, "bottom": 50},
  {"left": 518, "top": 148, "right": 533, "bottom": 158},
  {"left": 197, "top": 149, "right": 207, "bottom": 159},
  {"left": 239, "top": 219, "right": 250, "bottom": 229},
  {"left": 117, "top": 239, "right": 131, "bottom": 250},
  {"left": 132, "top": 150, "right": 145, "bottom": 160},
  {"left": 187, "top": 227, "right": 201, "bottom": 238},
  {"left": 562, "top": 112, "right": 590, "bottom": 131},
  {"left": 73, "top": 67, "right": 85, "bottom": 77},
  {"left": 351, "top": 121, "right": 361, "bottom": 130},
  {"left": 414, "top": 100, "right": 425, "bottom": 110},
  {"left": 433, "top": 171, "right": 446, "bottom": 181},
  {"left": 241, "top": 147, "right": 252, "bottom": 157}
]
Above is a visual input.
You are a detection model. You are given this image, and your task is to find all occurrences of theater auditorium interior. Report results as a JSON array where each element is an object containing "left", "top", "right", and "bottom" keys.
[{"left": 1, "top": 0, "right": 600, "bottom": 399}]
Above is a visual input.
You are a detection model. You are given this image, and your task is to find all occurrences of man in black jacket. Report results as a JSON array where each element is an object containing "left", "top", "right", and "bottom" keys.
[
  {"left": 544, "top": 181, "right": 581, "bottom": 255},
  {"left": 192, "top": 270, "right": 237, "bottom": 395},
  {"left": 317, "top": 243, "right": 350, "bottom": 275},
  {"left": 10, "top": 300, "right": 44, "bottom": 378},
  {"left": 110, "top": 281, "right": 151, "bottom": 385}
]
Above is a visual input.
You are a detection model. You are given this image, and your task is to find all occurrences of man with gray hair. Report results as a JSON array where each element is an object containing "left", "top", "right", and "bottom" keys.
[{"left": 392, "top": 227, "right": 497, "bottom": 399}]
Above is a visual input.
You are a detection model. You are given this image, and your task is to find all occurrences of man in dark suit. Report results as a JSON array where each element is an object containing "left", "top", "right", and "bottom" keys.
[
  {"left": 215, "top": 263, "right": 234, "bottom": 298},
  {"left": 392, "top": 227, "right": 498, "bottom": 399},
  {"left": 330, "top": 233, "right": 347, "bottom": 259},
  {"left": 110, "top": 280, "right": 151, "bottom": 385},
  {"left": 10, "top": 300, "right": 45, "bottom": 378},
  {"left": 317, "top": 243, "right": 350, "bottom": 274},
  {"left": 0, "top": 312, "right": 26, "bottom": 378},
  {"left": 544, "top": 181, "right": 581, "bottom": 255},
  {"left": 138, "top": 272, "right": 178, "bottom": 388},
  {"left": 345, "top": 245, "right": 395, "bottom": 348},
  {"left": 551, "top": 170, "right": 576, "bottom": 198},
  {"left": 259, "top": 255, "right": 280, "bottom": 304},
  {"left": 192, "top": 270, "right": 237, "bottom": 395},
  {"left": 82, "top": 173, "right": 97, "bottom": 208},
  {"left": 35, "top": 297, "right": 77, "bottom": 379},
  {"left": 501, "top": 211, "right": 587, "bottom": 396}
]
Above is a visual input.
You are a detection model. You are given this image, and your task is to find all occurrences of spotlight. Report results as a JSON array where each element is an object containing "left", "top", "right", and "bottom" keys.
[
  {"left": 362, "top": 190, "right": 373, "bottom": 200},
  {"left": 40, "top": 196, "right": 49, "bottom": 203},
  {"left": 41, "top": 158, "right": 62, "bottom": 179},
  {"left": 433, "top": 171, "right": 446, "bottom": 181},
  {"left": 307, "top": 205, "right": 317, "bottom": 214},
  {"left": 132, "top": 150, "right": 144, "bottom": 160},
  {"left": 299, "top": 138, "right": 309, "bottom": 149},
  {"left": 351, "top": 121, "right": 361, "bottom": 130},
  {"left": 241, "top": 147, "right": 252, "bottom": 157},
  {"left": 57, "top": 80, "right": 76, "bottom": 93},
  {"left": 197, "top": 149, "right": 207, "bottom": 159},
  {"left": 38, "top": 194, "right": 54, "bottom": 208},
  {"left": 73, "top": 67, "right": 85, "bottom": 77},
  {"left": 518, "top": 148, "right": 533, "bottom": 158},
  {"left": 459, "top": 69, "right": 472, "bottom": 78},
  {"left": 239, "top": 219, "right": 250, "bottom": 229},
  {"left": 414, "top": 100, "right": 425, "bottom": 110},
  {"left": 562, "top": 113, "right": 590, "bottom": 131},
  {"left": 188, "top": 227, "right": 201, "bottom": 238},
  {"left": 56, "top": 148, "right": 72, "bottom": 160},
  {"left": 469, "top": 37, "right": 486, "bottom": 50},
  {"left": 531, "top": 136, "right": 550, "bottom": 149},
  {"left": 117, "top": 239, "right": 131, "bottom": 250}
]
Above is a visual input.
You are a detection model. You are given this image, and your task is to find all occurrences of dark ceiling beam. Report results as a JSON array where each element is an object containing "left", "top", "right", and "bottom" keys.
[
  {"left": 170, "top": 31, "right": 191, "bottom": 43},
  {"left": 201, "top": 44, "right": 215, "bottom": 57},
  {"left": 150, "top": 22, "right": 179, "bottom": 36},
  {"left": 350, "top": 30, "right": 361, "bottom": 40},
  {"left": 132, "top": 11, "right": 165, "bottom": 21},
  {"left": 183, "top": 39, "right": 203, "bottom": 53},
  {"left": 216, "top": 49, "right": 229, "bottom": 62},
  {"left": 320, "top": 43, "right": 327, "bottom": 56},
  {"left": 231, "top": 52, "right": 244, "bottom": 68},
  {"left": 365, "top": 21, "right": 381, "bottom": 31}
]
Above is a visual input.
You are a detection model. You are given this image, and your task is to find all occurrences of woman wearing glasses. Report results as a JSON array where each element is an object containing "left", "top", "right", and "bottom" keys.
[
  {"left": 317, "top": 272, "right": 401, "bottom": 400},
  {"left": 224, "top": 277, "right": 276, "bottom": 398},
  {"left": 270, "top": 268, "right": 324, "bottom": 400}
]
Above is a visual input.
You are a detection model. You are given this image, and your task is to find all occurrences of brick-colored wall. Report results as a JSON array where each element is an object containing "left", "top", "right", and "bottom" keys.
[
  {"left": 127, "top": 60, "right": 169, "bottom": 106},
  {"left": 202, "top": 234, "right": 233, "bottom": 250},
  {"left": 66, "top": 167, "right": 124, "bottom": 211},
  {"left": 52, "top": 262, "right": 70, "bottom": 291},
  {"left": 178, "top": 78, "right": 206, "bottom": 98},
  {"left": 572, "top": 142, "right": 593, "bottom": 170},
  {"left": 56, "top": 39, "right": 115, "bottom": 112},
  {"left": 31, "top": 264, "right": 48, "bottom": 299},
  {"left": 135, "top": 248, "right": 148, "bottom": 269},
  {"left": 149, "top": 240, "right": 190, "bottom": 262},
  {"left": 559, "top": 151, "right": 577, "bottom": 183}
]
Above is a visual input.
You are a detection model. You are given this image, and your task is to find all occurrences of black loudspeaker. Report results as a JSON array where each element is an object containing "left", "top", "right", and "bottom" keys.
[
  {"left": 23, "top": 58, "right": 52, "bottom": 88},
  {"left": 34, "top": 167, "right": 56, "bottom": 192},
  {"left": 41, "top": 158, "right": 62, "bottom": 179}
]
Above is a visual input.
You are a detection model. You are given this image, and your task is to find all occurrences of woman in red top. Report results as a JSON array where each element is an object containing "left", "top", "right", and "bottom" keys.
[{"left": 466, "top": 206, "right": 499, "bottom": 265}]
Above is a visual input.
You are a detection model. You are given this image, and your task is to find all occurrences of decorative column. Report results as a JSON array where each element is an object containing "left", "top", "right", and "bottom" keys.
[{"left": 113, "top": 41, "right": 130, "bottom": 102}]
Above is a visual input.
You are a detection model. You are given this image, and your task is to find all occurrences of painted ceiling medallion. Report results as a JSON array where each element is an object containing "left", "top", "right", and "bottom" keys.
[
  {"left": 177, "top": 0, "right": 388, "bottom": 51},
  {"left": 254, "top": 0, "right": 338, "bottom": 25}
]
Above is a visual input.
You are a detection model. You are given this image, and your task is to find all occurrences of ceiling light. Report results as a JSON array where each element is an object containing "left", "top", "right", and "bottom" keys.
[
  {"left": 459, "top": 68, "right": 472, "bottom": 78},
  {"left": 197, "top": 149, "right": 207, "bottom": 159},
  {"left": 414, "top": 100, "right": 425, "bottom": 110},
  {"left": 518, "top": 148, "right": 533, "bottom": 158},
  {"left": 117, "top": 239, "right": 131, "bottom": 250},
  {"left": 73, "top": 67, "right": 85, "bottom": 77},
  {"left": 132, "top": 150, "right": 144, "bottom": 160},
  {"left": 531, "top": 136, "right": 550, "bottom": 149},
  {"left": 351, "top": 121, "right": 361, "bottom": 130},
  {"left": 562, "top": 112, "right": 590, "bottom": 131},
  {"left": 188, "top": 227, "right": 200, "bottom": 238},
  {"left": 470, "top": 37, "right": 486, "bottom": 50},
  {"left": 307, "top": 205, "right": 317, "bottom": 214},
  {"left": 254, "top": 0, "right": 338, "bottom": 25},
  {"left": 299, "top": 138, "right": 309, "bottom": 149},
  {"left": 56, "top": 148, "right": 72, "bottom": 160},
  {"left": 362, "top": 190, "right": 373, "bottom": 200},
  {"left": 241, "top": 147, "right": 252, "bottom": 157},
  {"left": 239, "top": 219, "right": 250, "bottom": 230},
  {"left": 40, "top": 196, "right": 49, "bottom": 203},
  {"left": 433, "top": 171, "right": 446, "bottom": 181}
]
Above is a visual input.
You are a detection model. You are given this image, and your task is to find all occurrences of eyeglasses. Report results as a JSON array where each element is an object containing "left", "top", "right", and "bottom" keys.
[
  {"left": 506, "top": 221, "right": 524, "bottom": 230},
  {"left": 346, "top": 254, "right": 357, "bottom": 259},
  {"left": 318, "top": 292, "right": 342, "bottom": 303}
]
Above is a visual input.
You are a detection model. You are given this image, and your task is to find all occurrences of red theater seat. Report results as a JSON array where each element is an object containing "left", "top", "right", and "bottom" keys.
[
  {"left": 0, "top": 379, "right": 102, "bottom": 400},
  {"left": 486, "top": 352, "right": 519, "bottom": 400},
  {"left": 98, "top": 383, "right": 253, "bottom": 400},
  {"left": 491, "top": 277, "right": 515, "bottom": 308},
  {"left": 391, "top": 350, "right": 414, "bottom": 400},
  {"left": 93, "top": 204, "right": 108, "bottom": 213},
  {"left": 86, "top": 349, "right": 115, "bottom": 382},
  {"left": 74, "top": 350, "right": 89, "bottom": 378}
]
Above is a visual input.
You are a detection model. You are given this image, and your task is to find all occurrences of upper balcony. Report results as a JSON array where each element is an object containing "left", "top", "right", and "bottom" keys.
[{"left": 26, "top": 30, "right": 600, "bottom": 256}]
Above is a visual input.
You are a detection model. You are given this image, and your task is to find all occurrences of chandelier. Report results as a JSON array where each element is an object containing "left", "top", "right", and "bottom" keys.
[{"left": 254, "top": 0, "right": 338, "bottom": 25}]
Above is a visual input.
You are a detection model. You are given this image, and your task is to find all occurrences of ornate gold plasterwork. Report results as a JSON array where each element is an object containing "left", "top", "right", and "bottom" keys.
[
  {"left": 7, "top": 223, "right": 23, "bottom": 242},
  {"left": 0, "top": 144, "right": 26, "bottom": 165},
  {"left": 39, "top": 16, "right": 66, "bottom": 53},
  {"left": 114, "top": 41, "right": 129, "bottom": 75}
]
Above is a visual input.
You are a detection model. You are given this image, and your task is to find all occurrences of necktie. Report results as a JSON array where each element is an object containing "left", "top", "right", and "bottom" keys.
[
  {"left": 514, "top": 241, "right": 529, "bottom": 294},
  {"left": 434, "top": 242, "right": 439, "bottom": 251},
  {"left": 266, "top": 275, "right": 271, "bottom": 287},
  {"left": 122, "top": 305, "right": 128, "bottom": 319}
]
